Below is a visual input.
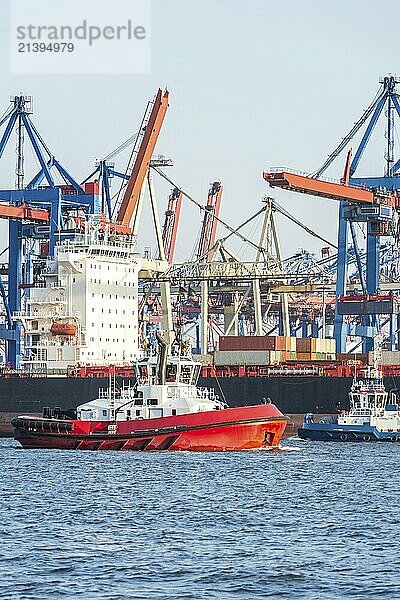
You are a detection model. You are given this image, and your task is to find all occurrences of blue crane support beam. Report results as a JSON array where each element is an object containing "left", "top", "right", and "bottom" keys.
[
  {"left": 102, "top": 164, "right": 113, "bottom": 219},
  {"left": 313, "top": 89, "right": 386, "bottom": 178},
  {"left": 389, "top": 94, "right": 400, "bottom": 174},
  {"left": 20, "top": 112, "right": 55, "bottom": 187},
  {"left": 7, "top": 220, "right": 22, "bottom": 368},
  {"left": 27, "top": 157, "right": 54, "bottom": 188},
  {"left": 350, "top": 175, "right": 400, "bottom": 189},
  {"left": 333, "top": 203, "right": 349, "bottom": 353},
  {"left": 0, "top": 111, "right": 17, "bottom": 160},
  {"left": 349, "top": 222, "right": 367, "bottom": 295},
  {"left": 53, "top": 159, "right": 85, "bottom": 194},
  {"left": 0, "top": 275, "right": 12, "bottom": 329},
  {"left": 349, "top": 95, "right": 387, "bottom": 177}
]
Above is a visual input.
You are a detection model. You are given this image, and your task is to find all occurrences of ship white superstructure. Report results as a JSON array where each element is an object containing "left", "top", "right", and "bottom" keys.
[{"left": 15, "top": 221, "right": 140, "bottom": 373}]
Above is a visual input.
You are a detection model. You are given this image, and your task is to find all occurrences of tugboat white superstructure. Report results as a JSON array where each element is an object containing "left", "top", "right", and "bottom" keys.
[{"left": 299, "top": 363, "right": 400, "bottom": 442}]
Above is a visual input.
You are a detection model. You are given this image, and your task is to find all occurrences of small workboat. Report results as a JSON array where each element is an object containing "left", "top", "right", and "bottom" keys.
[
  {"left": 298, "top": 362, "right": 400, "bottom": 442},
  {"left": 12, "top": 336, "right": 288, "bottom": 451}
]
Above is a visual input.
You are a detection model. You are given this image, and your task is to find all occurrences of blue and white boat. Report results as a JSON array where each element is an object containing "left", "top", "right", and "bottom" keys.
[{"left": 298, "top": 364, "right": 400, "bottom": 442}]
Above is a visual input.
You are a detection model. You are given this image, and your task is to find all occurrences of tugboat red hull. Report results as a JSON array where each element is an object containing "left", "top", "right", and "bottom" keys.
[{"left": 12, "top": 405, "right": 288, "bottom": 451}]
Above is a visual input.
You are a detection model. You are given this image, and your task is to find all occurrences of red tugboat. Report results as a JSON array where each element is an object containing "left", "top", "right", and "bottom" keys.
[{"left": 11, "top": 338, "right": 288, "bottom": 451}]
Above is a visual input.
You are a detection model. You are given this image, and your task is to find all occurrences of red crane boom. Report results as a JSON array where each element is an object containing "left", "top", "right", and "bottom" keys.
[
  {"left": 116, "top": 89, "right": 169, "bottom": 227},
  {"left": 197, "top": 181, "right": 223, "bottom": 261},
  {"left": 162, "top": 187, "right": 182, "bottom": 263},
  {"left": 0, "top": 203, "right": 49, "bottom": 222},
  {"left": 263, "top": 170, "right": 376, "bottom": 204}
]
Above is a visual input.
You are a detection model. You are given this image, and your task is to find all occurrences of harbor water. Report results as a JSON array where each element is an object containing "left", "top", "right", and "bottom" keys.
[{"left": 1, "top": 438, "right": 399, "bottom": 599}]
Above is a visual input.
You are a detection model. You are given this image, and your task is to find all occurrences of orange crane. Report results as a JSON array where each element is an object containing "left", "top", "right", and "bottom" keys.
[
  {"left": 263, "top": 167, "right": 398, "bottom": 208},
  {"left": 264, "top": 170, "right": 377, "bottom": 204},
  {"left": 162, "top": 187, "right": 182, "bottom": 263},
  {"left": 116, "top": 89, "right": 169, "bottom": 227},
  {"left": 0, "top": 203, "right": 48, "bottom": 222},
  {"left": 196, "top": 181, "right": 223, "bottom": 261}
]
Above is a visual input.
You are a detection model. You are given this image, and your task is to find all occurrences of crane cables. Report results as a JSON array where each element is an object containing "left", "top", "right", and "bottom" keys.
[
  {"left": 151, "top": 165, "right": 337, "bottom": 253},
  {"left": 151, "top": 166, "right": 267, "bottom": 254},
  {"left": 311, "top": 85, "right": 384, "bottom": 178},
  {"left": 272, "top": 200, "right": 338, "bottom": 249}
]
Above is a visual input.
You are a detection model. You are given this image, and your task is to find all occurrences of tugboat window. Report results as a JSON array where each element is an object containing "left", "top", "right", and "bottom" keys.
[
  {"left": 147, "top": 398, "right": 158, "bottom": 406},
  {"left": 166, "top": 364, "right": 177, "bottom": 382},
  {"left": 191, "top": 364, "right": 201, "bottom": 384},
  {"left": 139, "top": 366, "right": 148, "bottom": 379},
  {"left": 180, "top": 365, "right": 192, "bottom": 384},
  {"left": 134, "top": 399, "right": 143, "bottom": 406}
]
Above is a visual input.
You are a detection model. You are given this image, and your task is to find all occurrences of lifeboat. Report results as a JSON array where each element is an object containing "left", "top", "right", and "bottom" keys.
[{"left": 50, "top": 322, "right": 77, "bottom": 336}]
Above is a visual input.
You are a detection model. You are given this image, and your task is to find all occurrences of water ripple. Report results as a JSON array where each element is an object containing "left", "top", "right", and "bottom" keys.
[{"left": 1, "top": 438, "right": 400, "bottom": 599}]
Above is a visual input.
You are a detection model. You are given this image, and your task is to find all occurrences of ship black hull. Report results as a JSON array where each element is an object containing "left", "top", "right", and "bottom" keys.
[{"left": 1, "top": 374, "right": 398, "bottom": 436}]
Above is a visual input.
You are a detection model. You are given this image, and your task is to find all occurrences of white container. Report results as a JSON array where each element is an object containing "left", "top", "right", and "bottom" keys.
[
  {"left": 214, "top": 350, "right": 272, "bottom": 366},
  {"left": 369, "top": 351, "right": 400, "bottom": 366}
]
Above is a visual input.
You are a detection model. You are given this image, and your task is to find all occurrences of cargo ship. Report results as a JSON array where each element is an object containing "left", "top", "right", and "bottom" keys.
[
  {"left": 1, "top": 220, "right": 399, "bottom": 437},
  {"left": 0, "top": 216, "right": 364, "bottom": 437}
]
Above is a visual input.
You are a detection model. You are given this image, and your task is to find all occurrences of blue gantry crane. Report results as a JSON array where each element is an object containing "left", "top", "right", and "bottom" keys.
[
  {"left": 265, "top": 75, "right": 400, "bottom": 353},
  {"left": 0, "top": 95, "right": 99, "bottom": 368}
]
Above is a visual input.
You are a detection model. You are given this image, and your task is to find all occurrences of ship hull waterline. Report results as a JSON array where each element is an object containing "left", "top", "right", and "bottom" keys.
[
  {"left": 0, "top": 373, "right": 361, "bottom": 437},
  {"left": 298, "top": 424, "right": 400, "bottom": 442},
  {"left": 12, "top": 405, "right": 288, "bottom": 451}
]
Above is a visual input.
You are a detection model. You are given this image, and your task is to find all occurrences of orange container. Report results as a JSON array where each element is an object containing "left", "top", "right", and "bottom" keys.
[{"left": 296, "top": 338, "right": 317, "bottom": 353}]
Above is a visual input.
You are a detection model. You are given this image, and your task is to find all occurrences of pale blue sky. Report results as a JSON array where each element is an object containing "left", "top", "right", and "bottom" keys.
[{"left": 0, "top": 0, "right": 399, "bottom": 260}]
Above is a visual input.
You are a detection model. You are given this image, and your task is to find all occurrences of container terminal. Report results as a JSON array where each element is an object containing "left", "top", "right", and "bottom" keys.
[{"left": 1, "top": 77, "right": 400, "bottom": 435}]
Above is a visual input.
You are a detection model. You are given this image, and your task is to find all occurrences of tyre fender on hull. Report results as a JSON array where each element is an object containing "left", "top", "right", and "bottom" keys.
[{"left": 339, "top": 433, "right": 347, "bottom": 441}]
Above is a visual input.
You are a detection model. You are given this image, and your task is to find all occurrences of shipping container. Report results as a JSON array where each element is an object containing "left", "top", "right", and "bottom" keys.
[
  {"left": 296, "top": 338, "right": 317, "bottom": 353},
  {"left": 296, "top": 338, "right": 335, "bottom": 354},
  {"left": 214, "top": 350, "right": 271, "bottom": 366},
  {"left": 270, "top": 350, "right": 283, "bottom": 363},
  {"left": 296, "top": 352, "right": 317, "bottom": 361},
  {"left": 219, "top": 335, "right": 288, "bottom": 351},
  {"left": 337, "top": 353, "right": 368, "bottom": 364},
  {"left": 368, "top": 351, "right": 400, "bottom": 366}
]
